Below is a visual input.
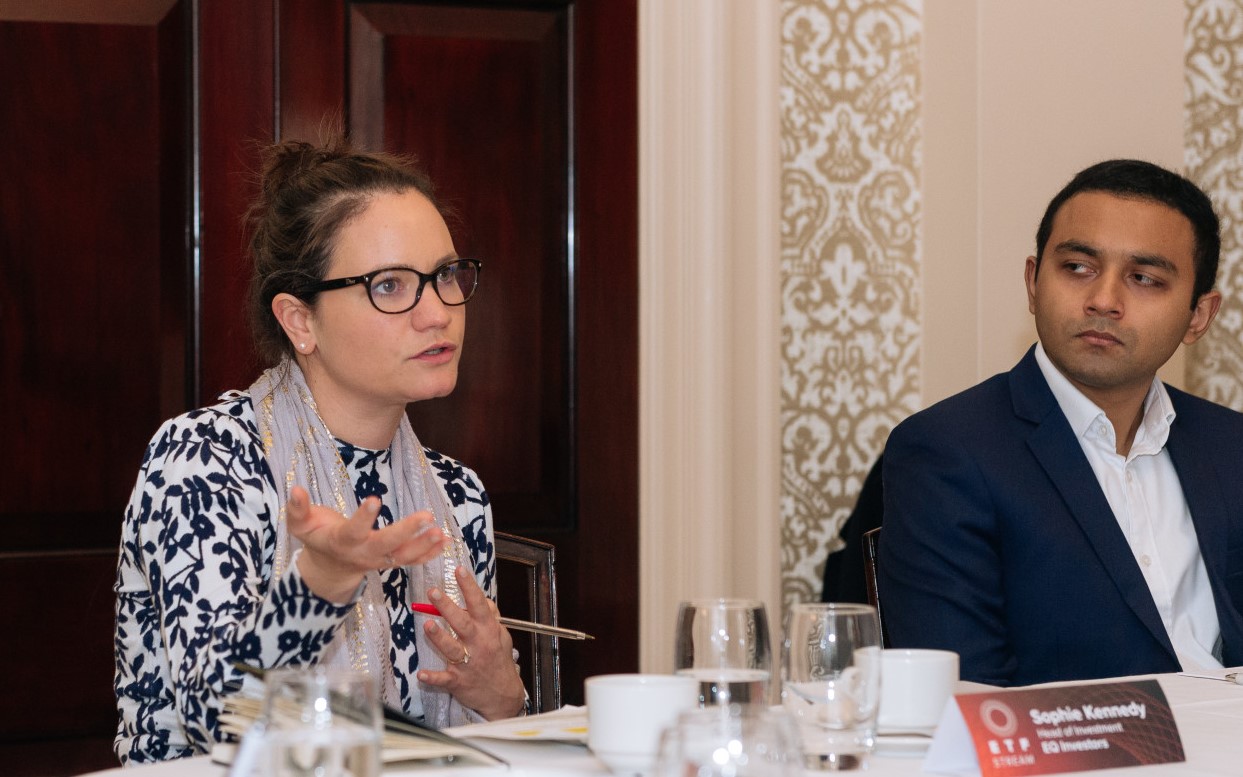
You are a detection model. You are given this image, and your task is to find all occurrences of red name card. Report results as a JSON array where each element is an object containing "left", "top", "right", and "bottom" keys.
[{"left": 926, "top": 679, "right": 1184, "bottom": 777}]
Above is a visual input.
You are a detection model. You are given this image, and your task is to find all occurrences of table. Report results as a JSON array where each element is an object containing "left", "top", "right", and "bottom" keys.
[
  {"left": 79, "top": 671, "right": 1243, "bottom": 776},
  {"left": 83, "top": 737, "right": 602, "bottom": 777}
]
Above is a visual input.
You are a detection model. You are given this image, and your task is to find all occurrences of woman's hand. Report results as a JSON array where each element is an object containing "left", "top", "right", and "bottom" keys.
[
  {"left": 287, "top": 485, "right": 449, "bottom": 603},
  {"left": 417, "top": 565, "right": 528, "bottom": 720}
]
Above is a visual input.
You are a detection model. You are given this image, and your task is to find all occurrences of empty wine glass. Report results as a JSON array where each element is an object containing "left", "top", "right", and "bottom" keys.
[
  {"left": 654, "top": 704, "right": 800, "bottom": 777},
  {"left": 782, "top": 603, "right": 881, "bottom": 771},
  {"left": 674, "top": 598, "right": 772, "bottom": 707}
]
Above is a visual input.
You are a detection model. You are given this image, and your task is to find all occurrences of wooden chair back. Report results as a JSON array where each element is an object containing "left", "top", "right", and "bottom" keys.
[
  {"left": 494, "top": 531, "right": 562, "bottom": 712},
  {"left": 861, "top": 526, "right": 889, "bottom": 647}
]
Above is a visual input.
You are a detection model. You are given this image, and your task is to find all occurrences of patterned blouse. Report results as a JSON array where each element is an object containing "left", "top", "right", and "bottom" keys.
[{"left": 113, "top": 393, "right": 495, "bottom": 764}]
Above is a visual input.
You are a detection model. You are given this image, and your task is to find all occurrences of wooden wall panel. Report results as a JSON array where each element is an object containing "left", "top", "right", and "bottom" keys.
[
  {"left": 0, "top": 555, "right": 118, "bottom": 736},
  {"left": 330, "top": 1, "right": 638, "bottom": 704},
  {"left": 2, "top": 10, "right": 634, "bottom": 774},
  {"left": 278, "top": 0, "right": 346, "bottom": 142},
  {"left": 350, "top": 3, "right": 573, "bottom": 535},
  {"left": 196, "top": 0, "right": 274, "bottom": 400},
  {"left": 554, "top": 0, "right": 639, "bottom": 700},
  {"left": 0, "top": 18, "right": 177, "bottom": 523},
  {"left": 0, "top": 3, "right": 191, "bottom": 773},
  {"left": 339, "top": 0, "right": 637, "bottom": 702}
]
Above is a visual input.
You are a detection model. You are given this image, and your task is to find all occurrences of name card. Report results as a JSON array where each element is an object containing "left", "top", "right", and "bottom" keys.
[{"left": 924, "top": 679, "right": 1183, "bottom": 777}]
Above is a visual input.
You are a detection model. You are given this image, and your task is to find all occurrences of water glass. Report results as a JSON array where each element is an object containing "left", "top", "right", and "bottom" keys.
[
  {"left": 674, "top": 598, "right": 772, "bottom": 706},
  {"left": 262, "top": 666, "right": 382, "bottom": 777},
  {"left": 782, "top": 603, "right": 881, "bottom": 771},
  {"left": 654, "top": 705, "right": 801, "bottom": 777}
]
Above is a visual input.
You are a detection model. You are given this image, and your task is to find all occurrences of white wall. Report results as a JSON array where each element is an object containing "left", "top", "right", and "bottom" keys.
[
  {"left": 638, "top": 0, "right": 1194, "bottom": 673},
  {"left": 924, "top": 0, "right": 1187, "bottom": 404},
  {"left": 638, "top": 0, "right": 782, "bottom": 673}
]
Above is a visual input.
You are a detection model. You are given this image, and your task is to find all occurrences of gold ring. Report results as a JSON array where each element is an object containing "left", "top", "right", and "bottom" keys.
[{"left": 448, "top": 646, "right": 471, "bottom": 666}]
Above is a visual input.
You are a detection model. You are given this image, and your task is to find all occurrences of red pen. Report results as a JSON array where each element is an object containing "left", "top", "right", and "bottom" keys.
[{"left": 410, "top": 602, "right": 594, "bottom": 640}]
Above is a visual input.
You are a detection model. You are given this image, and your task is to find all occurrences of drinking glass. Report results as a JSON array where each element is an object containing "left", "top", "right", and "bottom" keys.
[
  {"left": 782, "top": 603, "right": 881, "bottom": 771},
  {"left": 653, "top": 705, "right": 801, "bottom": 777},
  {"left": 261, "top": 666, "right": 382, "bottom": 777},
  {"left": 674, "top": 599, "right": 772, "bottom": 707}
]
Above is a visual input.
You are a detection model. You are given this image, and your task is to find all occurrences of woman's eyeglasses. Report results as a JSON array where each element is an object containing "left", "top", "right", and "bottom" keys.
[{"left": 301, "top": 258, "right": 481, "bottom": 314}]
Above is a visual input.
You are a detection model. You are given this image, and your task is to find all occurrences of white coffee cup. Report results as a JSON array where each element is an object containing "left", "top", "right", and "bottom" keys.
[
  {"left": 877, "top": 649, "right": 958, "bottom": 735},
  {"left": 586, "top": 673, "right": 698, "bottom": 774}
]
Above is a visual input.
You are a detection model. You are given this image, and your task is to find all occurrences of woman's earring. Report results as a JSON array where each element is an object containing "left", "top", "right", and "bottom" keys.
[{"left": 299, "top": 343, "right": 307, "bottom": 352}]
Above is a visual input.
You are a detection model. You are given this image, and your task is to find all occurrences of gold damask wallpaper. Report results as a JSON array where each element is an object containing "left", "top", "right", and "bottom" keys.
[
  {"left": 779, "top": 0, "right": 922, "bottom": 607},
  {"left": 1186, "top": 0, "right": 1243, "bottom": 408},
  {"left": 779, "top": 0, "right": 1243, "bottom": 608}
]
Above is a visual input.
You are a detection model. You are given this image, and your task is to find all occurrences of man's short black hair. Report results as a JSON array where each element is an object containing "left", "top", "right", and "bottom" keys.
[{"left": 1033, "top": 159, "right": 1220, "bottom": 306}]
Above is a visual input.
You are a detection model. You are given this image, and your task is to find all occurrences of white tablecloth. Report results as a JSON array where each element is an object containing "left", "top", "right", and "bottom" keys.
[{"left": 80, "top": 671, "right": 1243, "bottom": 776}]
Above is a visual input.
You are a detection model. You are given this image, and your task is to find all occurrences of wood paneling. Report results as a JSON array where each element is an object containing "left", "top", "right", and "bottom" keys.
[
  {"left": 326, "top": 0, "right": 637, "bottom": 702},
  {"left": 0, "top": 15, "right": 183, "bottom": 517},
  {"left": 278, "top": 0, "right": 346, "bottom": 142},
  {"left": 555, "top": 0, "right": 639, "bottom": 698},
  {"left": 349, "top": 2, "right": 573, "bottom": 534},
  {"left": 0, "top": 554, "right": 118, "bottom": 737},
  {"left": 196, "top": 0, "right": 274, "bottom": 401},
  {"left": 2, "top": 5, "right": 634, "bottom": 774},
  {"left": 0, "top": 4, "right": 191, "bottom": 773}
]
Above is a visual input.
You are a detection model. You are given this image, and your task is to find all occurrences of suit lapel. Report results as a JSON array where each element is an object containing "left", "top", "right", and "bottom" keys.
[
  {"left": 1165, "top": 398, "right": 1243, "bottom": 660},
  {"left": 1010, "top": 349, "right": 1177, "bottom": 661},
  {"left": 1166, "top": 417, "right": 1228, "bottom": 577}
]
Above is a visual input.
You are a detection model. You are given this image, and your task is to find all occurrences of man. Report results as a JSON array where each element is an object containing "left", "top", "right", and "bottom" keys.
[{"left": 878, "top": 159, "right": 1243, "bottom": 686}]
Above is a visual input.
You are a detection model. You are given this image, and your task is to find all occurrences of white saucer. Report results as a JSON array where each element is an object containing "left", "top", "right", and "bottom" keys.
[{"left": 874, "top": 733, "right": 932, "bottom": 758}]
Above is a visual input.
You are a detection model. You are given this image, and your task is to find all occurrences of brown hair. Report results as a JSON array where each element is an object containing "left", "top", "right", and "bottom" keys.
[{"left": 246, "top": 136, "right": 441, "bottom": 365}]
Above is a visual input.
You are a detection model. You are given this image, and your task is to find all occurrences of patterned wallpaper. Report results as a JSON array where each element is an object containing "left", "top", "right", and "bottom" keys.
[
  {"left": 778, "top": 0, "right": 1243, "bottom": 608},
  {"left": 1186, "top": 0, "right": 1243, "bottom": 408},
  {"left": 778, "top": 0, "right": 923, "bottom": 607}
]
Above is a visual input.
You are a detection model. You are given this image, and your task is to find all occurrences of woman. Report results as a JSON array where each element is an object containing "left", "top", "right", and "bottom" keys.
[{"left": 114, "top": 138, "right": 526, "bottom": 764}]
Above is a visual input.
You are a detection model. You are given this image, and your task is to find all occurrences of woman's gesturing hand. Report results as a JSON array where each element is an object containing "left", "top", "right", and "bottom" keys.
[
  {"left": 417, "top": 565, "right": 528, "bottom": 720},
  {"left": 286, "top": 485, "right": 449, "bottom": 603}
]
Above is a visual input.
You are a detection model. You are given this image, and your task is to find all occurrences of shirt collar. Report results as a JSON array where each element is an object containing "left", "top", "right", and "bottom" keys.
[{"left": 1033, "top": 341, "right": 1175, "bottom": 455}]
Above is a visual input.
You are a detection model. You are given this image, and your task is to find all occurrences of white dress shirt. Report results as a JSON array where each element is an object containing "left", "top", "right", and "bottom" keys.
[{"left": 1035, "top": 343, "right": 1222, "bottom": 671}]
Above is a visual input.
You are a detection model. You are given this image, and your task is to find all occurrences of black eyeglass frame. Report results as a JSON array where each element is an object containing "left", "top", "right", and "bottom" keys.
[{"left": 300, "top": 258, "right": 482, "bottom": 314}]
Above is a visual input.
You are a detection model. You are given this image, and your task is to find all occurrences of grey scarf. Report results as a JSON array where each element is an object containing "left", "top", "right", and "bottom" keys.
[{"left": 248, "top": 357, "right": 474, "bottom": 727}]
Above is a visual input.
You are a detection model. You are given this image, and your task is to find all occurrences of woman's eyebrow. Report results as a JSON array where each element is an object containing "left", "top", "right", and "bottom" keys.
[{"left": 371, "top": 254, "right": 459, "bottom": 273}]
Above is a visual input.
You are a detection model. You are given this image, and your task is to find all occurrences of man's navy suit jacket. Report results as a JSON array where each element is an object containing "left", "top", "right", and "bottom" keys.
[{"left": 878, "top": 346, "right": 1243, "bottom": 686}]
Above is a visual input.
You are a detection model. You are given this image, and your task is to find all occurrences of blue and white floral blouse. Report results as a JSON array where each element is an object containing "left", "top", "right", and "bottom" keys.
[{"left": 113, "top": 393, "right": 495, "bottom": 764}]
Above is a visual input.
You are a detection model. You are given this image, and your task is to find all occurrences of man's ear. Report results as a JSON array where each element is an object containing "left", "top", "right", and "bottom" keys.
[
  {"left": 1024, "top": 256, "right": 1039, "bottom": 315},
  {"left": 1184, "top": 289, "right": 1222, "bottom": 345},
  {"left": 272, "top": 293, "right": 316, "bottom": 354}
]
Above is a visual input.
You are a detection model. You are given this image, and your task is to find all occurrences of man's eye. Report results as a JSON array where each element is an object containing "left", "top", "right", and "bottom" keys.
[{"left": 436, "top": 264, "right": 458, "bottom": 283}]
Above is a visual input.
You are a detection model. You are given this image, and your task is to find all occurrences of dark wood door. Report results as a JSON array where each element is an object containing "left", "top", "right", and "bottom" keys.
[
  {"left": 267, "top": 0, "right": 639, "bottom": 708},
  {"left": 1, "top": 1, "right": 634, "bottom": 774},
  {"left": 0, "top": 3, "right": 192, "bottom": 774}
]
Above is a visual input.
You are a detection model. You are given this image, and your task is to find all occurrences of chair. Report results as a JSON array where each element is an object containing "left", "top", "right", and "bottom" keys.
[
  {"left": 861, "top": 526, "right": 889, "bottom": 648},
  {"left": 494, "top": 531, "right": 562, "bottom": 712},
  {"left": 821, "top": 454, "right": 884, "bottom": 603}
]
